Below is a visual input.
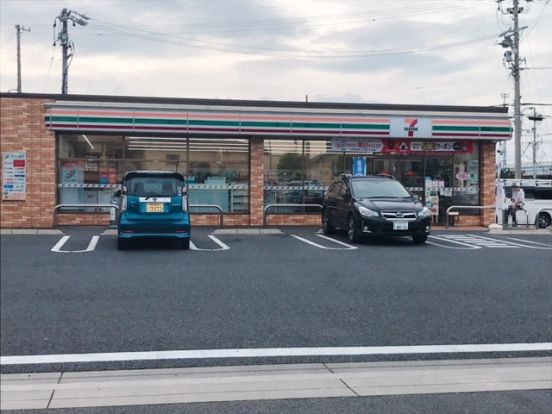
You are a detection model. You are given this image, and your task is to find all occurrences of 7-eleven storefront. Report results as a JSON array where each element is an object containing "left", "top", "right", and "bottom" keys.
[{"left": 0, "top": 94, "right": 511, "bottom": 228}]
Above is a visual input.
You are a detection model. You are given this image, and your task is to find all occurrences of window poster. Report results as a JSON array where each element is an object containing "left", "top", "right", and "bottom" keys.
[{"left": 2, "top": 151, "right": 26, "bottom": 200}]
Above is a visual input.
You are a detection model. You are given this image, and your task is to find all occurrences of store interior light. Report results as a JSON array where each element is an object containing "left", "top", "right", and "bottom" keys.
[{"left": 81, "top": 134, "right": 94, "bottom": 150}]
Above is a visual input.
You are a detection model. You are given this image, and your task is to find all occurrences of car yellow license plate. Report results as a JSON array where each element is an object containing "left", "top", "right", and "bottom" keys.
[{"left": 146, "top": 203, "right": 164, "bottom": 213}]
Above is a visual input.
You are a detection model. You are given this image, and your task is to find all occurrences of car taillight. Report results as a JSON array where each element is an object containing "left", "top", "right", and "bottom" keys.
[
  {"left": 182, "top": 194, "right": 188, "bottom": 212},
  {"left": 121, "top": 195, "right": 127, "bottom": 212}
]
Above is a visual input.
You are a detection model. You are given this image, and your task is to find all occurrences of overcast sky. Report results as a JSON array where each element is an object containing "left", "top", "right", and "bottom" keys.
[{"left": 1, "top": 0, "right": 551, "bottom": 166}]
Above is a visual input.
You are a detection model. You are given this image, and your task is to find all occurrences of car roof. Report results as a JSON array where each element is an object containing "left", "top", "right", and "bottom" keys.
[
  {"left": 338, "top": 174, "right": 396, "bottom": 181},
  {"left": 123, "top": 170, "right": 184, "bottom": 180}
]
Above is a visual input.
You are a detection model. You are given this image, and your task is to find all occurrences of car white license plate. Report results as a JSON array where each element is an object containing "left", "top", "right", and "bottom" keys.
[
  {"left": 393, "top": 221, "right": 409, "bottom": 230},
  {"left": 146, "top": 203, "right": 164, "bottom": 213}
]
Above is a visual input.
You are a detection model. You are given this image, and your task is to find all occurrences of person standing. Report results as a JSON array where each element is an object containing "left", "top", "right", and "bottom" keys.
[{"left": 505, "top": 185, "right": 525, "bottom": 227}]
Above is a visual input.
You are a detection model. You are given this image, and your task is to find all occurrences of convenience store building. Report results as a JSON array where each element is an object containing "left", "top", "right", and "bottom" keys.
[{"left": 0, "top": 93, "right": 511, "bottom": 228}]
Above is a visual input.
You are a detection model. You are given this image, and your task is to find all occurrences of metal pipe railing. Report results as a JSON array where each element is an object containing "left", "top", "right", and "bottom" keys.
[
  {"left": 53, "top": 203, "right": 119, "bottom": 227},
  {"left": 263, "top": 203, "right": 323, "bottom": 226},
  {"left": 189, "top": 204, "right": 224, "bottom": 226},
  {"left": 54, "top": 203, "right": 225, "bottom": 227},
  {"left": 445, "top": 205, "right": 498, "bottom": 228}
]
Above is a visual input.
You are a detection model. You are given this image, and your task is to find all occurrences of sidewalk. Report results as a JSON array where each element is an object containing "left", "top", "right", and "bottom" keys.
[{"left": 2, "top": 357, "right": 550, "bottom": 410}]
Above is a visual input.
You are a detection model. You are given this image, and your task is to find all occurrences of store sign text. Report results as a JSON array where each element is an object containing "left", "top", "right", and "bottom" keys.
[
  {"left": 2, "top": 151, "right": 26, "bottom": 200},
  {"left": 331, "top": 139, "right": 473, "bottom": 154}
]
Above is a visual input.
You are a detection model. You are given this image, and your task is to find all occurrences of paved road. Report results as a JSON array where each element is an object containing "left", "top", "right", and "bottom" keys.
[{"left": 2, "top": 227, "right": 551, "bottom": 365}]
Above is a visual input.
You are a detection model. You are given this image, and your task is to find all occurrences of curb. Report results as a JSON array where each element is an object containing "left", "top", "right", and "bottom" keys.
[{"left": 0, "top": 229, "right": 64, "bottom": 235}]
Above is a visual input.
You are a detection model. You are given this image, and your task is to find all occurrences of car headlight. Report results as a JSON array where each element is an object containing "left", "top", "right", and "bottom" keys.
[
  {"left": 358, "top": 205, "right": 379, "bottom": 218},
  {"left": 418, "top": 207, "right": 431, "bottom": 218}
]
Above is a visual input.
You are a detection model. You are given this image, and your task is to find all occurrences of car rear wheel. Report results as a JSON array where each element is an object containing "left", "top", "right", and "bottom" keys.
[
  {"left": 180, "top": 238, "right": 190, "bottom": 249},
  {"left": 117, "top": 237, "right": 129, "bottom": 250},
  {"left": 537, "top": 212, "right": 551, "bottom": 229},
  {"left": 347, "top": 214, "right": 361, "bottom": 243},
  {"left": 412, "top": 234, "right": 428, "bottom": 244},
  {"left": 322, "top": 209, "right": 335, "bottom": 234}
]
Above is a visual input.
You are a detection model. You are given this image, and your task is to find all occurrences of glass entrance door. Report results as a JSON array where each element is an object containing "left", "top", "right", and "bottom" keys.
[{"left": 373, "top": 158, "right": 424, "bottom": 201}]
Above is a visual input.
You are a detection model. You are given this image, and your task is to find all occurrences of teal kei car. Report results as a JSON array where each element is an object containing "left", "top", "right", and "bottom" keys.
[{"left": 116, "top": 171, "right": 190, "bottom": 250}]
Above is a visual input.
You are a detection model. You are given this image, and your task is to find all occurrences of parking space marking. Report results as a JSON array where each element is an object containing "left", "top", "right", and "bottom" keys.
[
  {"left": 467, "top": 234, "right": 552, "bottom": 250},
  {"left": 291, "top": 234, "right": 358, "bottom": 250},
  {"left": 428, "top": 235, "right": 482, "bottom": 249},
  {"left": 2, "top": 342, "right": 550, "bottom": 365},
  {"left": 190, "top": 235, "right": 230, "bottom": 251},
  {"left": 50, "top": 235, "right": 100, "bottom": 253},
  {"left": 502, "top": 237, "right": 552, "bottom": 247},
  {"left": 434, "top": 235, "right": 518, "bottom": 249}
]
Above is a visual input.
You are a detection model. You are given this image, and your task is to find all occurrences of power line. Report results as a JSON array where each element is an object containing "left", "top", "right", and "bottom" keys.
[{"left": 89, "top": 17, "right": 496, "bottom": 58}]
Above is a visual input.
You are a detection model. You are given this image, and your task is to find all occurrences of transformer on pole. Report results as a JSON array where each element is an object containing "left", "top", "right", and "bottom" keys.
[{"left": 53, "top": 8, "right": 89, "bottom": 94}]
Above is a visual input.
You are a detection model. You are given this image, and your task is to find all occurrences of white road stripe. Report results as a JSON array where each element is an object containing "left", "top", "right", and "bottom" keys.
[
  {"left": 466, "top": 234, "right": 552, "bottom": 250},
  {"left": 502, "top": 236, "right": 552, "bottom": 248},
  {"left": 315, "top": 234, "right": 358, "bottom": 249},
  {"left": 50, "top": 236, "right": 71, "bottom": 253},
  {"left": 50, "top": 236, "right": 99, "bottom": 253},
  {"left": 291, "top": 235, "right": 357, "bottom": 250},
  {"left": 428, "top": 235, "right": 481, "bottom": 249},
  {"left": 1, "top": 343, "right": 550, "bottom": 365},
  {"left": 190, "top": 235, "right": 230, "bottom": 251}
]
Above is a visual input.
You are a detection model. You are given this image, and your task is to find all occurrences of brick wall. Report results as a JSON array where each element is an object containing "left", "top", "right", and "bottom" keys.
[
  {"left": 478, "top": 141, "right": 497, "bottom": 226},
  {"left": 1, "top": 97, "right": 56, "bottom": 228},
  {"left": 249, "top": 137, "right": 264, "bottom": 226},
  {"left": 266, "top": 214, "right": 321, "bottom": 226}
]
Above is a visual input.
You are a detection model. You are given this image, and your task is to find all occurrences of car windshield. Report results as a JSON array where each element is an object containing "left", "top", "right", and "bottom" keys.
[
  {"left": 351, "top": 179, "right": 411, "bottom": 199},
  {"left": 126, "top": 176, "right": 182, "bottom": 197}
]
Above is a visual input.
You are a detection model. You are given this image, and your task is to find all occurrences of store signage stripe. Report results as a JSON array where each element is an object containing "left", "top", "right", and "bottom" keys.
[
  {"left": 432, "top": 132, "right": 510, "bottom": 138},
  {"left": 46, "top": 116, "right": 389, "bottom": 130},
  {"left": 50, "top": 108, "right": 392, "bottom": 124},
  {"left": 432, "top": 119, "right": 512, "bottom": 126},
  {"left": 433, "top": 125, "right": 480, "bottom": 132}
]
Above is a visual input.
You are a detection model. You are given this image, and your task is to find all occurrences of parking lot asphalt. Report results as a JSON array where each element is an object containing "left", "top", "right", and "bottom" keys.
[{"left": 1, "top": 226, "right": 551, "bottom": 374}]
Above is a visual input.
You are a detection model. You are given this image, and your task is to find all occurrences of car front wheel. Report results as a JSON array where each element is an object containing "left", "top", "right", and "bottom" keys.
[
  {"left": 347, "top": 214, "right": 362, "bottom": 243},
  {"left": 412, "top": 234, "right": 428, "bottom": 244},
  {"left": 537, "top": 212, "right": 551, "bottom": 229}
]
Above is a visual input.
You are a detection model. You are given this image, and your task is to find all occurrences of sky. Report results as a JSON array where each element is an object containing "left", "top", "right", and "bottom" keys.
[{"left": 1, "top": 0, "right": 551, "bottom": 166}]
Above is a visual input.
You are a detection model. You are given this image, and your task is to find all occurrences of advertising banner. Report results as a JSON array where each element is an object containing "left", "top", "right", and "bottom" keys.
[
  {"left": 2, "top": 151, "right": 26, "bottom": 200},
  {"left": 352, "top": 157, "right": 367, "bottom": 176},
  {"left": 332, "top": 138, "right": 473, "bottom": 155}
]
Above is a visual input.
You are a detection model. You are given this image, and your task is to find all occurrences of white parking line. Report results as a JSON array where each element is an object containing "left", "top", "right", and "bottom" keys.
[
  {"left": 190, "top": 235, "right": 230, "bottom": 251},
  {"left": 503, "top": 237, "right": 552, "bottom": 247},
  {"left": 465, "top": 234, "right": 552, "bottom": 250},
  {"left": 291, "top": 234, "right": 358, "bottom": 250},
  {"left": 50, "top": 236, "right": 99, "bottom": 253},
  {"left": 428, "top": 235, "right": 481, "bottom": 249},
  {"left": 1, "top": 342, "right": 550, "bottom": 365}
]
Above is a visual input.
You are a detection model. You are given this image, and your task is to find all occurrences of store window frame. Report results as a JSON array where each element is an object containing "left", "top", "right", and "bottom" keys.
[{"left": 55, "top": 133, "right": 251, "bottom": 215}]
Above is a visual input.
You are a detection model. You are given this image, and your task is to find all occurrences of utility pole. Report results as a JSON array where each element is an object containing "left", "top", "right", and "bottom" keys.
[
  {"left": 15, "top": 25, "right": 31, "bottom": 93},
  {"left": 528, "top": 108, "right": 544, "bottom": 179},
  {"left": 53, "top": 8, "right": 89, "bottom": 94},
  {"left": 512, "top": 0, "right": 522, "bottom": 179},
  {"left": 497, "top": 0, "right": 530, "bottom": 179}
]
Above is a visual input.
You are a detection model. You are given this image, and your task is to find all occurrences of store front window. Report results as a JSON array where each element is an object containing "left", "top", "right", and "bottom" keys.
[
  {"left": 57, "top": 134, "right": 249, "bottom": 213},
  {"left": 264, "top": 139, "right": 341, "bottom": 213},
  {"left": 264, "top": 138, "right": 480, "bottom": 220}
]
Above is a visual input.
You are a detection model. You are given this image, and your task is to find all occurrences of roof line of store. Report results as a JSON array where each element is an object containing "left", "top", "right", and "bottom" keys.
[{"left": 0, "top": 92, "right": 508, "bottom": 114}]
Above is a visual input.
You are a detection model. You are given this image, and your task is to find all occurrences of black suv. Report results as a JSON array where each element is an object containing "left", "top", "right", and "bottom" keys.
[{"left": 322, "top": 174, "right": 431, "bottom": 243}]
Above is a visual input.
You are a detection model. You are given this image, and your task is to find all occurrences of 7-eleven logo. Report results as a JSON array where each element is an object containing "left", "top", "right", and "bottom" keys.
[{"left": 404, "top": 118, "right": 418, "bottom": 137}]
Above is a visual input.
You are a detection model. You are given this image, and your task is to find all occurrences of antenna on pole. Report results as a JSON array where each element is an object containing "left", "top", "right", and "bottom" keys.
[
  {"left": 15, "top": 25, "right": 31, "bottom": 93},
  {"left": 53, "top": 8, "right": 89, "bottom": 94}
]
